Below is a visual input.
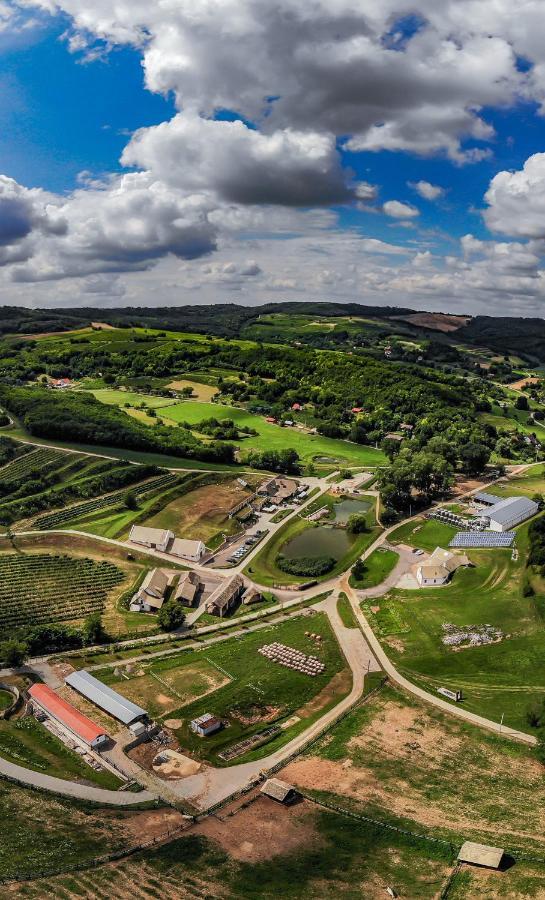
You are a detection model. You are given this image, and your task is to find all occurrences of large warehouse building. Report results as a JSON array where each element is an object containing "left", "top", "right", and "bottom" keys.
[
  {"left": 65, "top": 670, "right": 147, "bottom": 729},
  {"left": 28, "top": 683, "right": 109, "bottom": 749},
  {"left": 479, "top": 496, "right": 538, "bottom": 532}
]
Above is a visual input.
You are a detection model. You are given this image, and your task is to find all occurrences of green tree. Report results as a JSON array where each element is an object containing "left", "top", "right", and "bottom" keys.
[
  {"left": 82, "top": 612, "right": 108, "bottom": 646},
  {"left": 352, "top": 559, "right": 366, "bottom": 581},
  {"left": 346, "top": 513, "right": 369, "bottom": 534},
  {"left": 516, "top": 395, "right": 529, "bottom": 410},
  {"left": 459, "top": 442, "right": 490, "bottom": 475},
  {"left": 158, "top": 600, "right": 186, "bottom": 631},
  {"left": 1, "top": 640, "right": 28, "bottom": 667},
  {"left": 125, "top": 490, "right": 139, "bottom": 511}
]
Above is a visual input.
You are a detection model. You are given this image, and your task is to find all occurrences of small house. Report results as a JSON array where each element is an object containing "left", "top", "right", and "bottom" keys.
[
  {"left": 173, "top": 570, "right": 201, "bottom": 606},
  {"left": 190, "top": 713, "right": 222, "bottom": 737},
  {"left": 205, "top": 574, "right": 245, "bottom": 617},
  {"left": 416, "top": 547, "right": 470, "bottom": 587},
  {"left": 260, "top": 778, "right": 299, "bottom": 804},
  {"left": 169, "top": 537, "right": 206, "bottom": 562},
  {"left": 242, "top": 587, "right": 263, "bottom": 605},
  {"left": 130, "top": 568, "right": 169, "bottom": 612}
]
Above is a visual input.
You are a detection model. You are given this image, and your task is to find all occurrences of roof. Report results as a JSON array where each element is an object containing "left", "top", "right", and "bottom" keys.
[
  {"left": 139, "top": 568, "right": 169, "bottom": 599},
  {"left": 129, "top": 525, "right": 171, "bottom": 545},
  {"left": 458, "top": 841, "right": 504, "bottom": 868},
  {"left": 28, "top": 683, "right": 108, "bottom": 745},
  {"left": 174, "top": 570, "right": 200, "bottom": 603},
  {"left": 418, "top": 564, "right": 449, "bottom": 581},
  {"left": 484, "top": 495, "right": 538, "bottom": 525},
  {"left": 474, "top": 491, "right": 502, "bottom": 505},
  {"left": 260, "top": 778, "right": 296, "bottom": 802},
  {"left": 206, "top": 574, "right": 244, "bottom": 611},
  {"left": 191, "top": 713, "right": 222, "bottom": 729},
  {"left": 428, "top": 547, "right": 469, "bottom": 574},
  {"left": 170, "top": 537, "right": 205, "bottom": 557},
  {"left": 65, "top": 670, "right": 146, "bottom": 725}
]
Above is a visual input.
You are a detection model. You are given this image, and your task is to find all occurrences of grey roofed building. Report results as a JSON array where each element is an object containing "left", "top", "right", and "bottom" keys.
[
  {"left": 205, "top": 574, "right": 245, "bottom": 617},
  {"left": 482, "top": 495, "right": 538, "bottom": 532},
  {"left": 473, "top": 491, "right": 502, "bottom": 506},
  {"left": 173, "top": 570, "right": 201, "bottom": 606},
  {"left": 457, "top": 841, "right": 504, "bottom": 869},
  {"left": 65, "top": 670, "right": 146, "bottom": 726},
  {"left": 260, "top": 778, "right": 298, "bottom": 804}
]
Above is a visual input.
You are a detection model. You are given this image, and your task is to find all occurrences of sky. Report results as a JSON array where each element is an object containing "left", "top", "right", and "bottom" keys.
[{"left": 3, "top": 3, "right": 545, "bottom": 315}]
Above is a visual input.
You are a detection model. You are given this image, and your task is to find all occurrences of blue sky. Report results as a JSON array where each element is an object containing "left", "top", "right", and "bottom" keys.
[{"left": 2, "top": 1, "right": 545, "bottom": 314}]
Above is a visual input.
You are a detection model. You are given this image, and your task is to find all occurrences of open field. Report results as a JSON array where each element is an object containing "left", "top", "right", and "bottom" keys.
[
  {"left": 0, "top": 689, "right": 13, "bottom": 710},
  {"left": 97, "top": 612, "right": 350, "bottom": 765},
  {"left": 388, "top": 517, "right": 458, "bottom": 551},
  {"left": 246, "top": 509, "right": 381, "bottom": 587},
  {"left": 349, "top": 547, "right": 399, "bottom": 589},
  {"left": 0, "top": 715, "right": 121, "bottom": 789},
  {"left": 88, "top": 389, "right": 177, "bottom": 410},
  {"left": 167, "top": 378, "right": 219, "bottom": 401},
  {"left": 13, "top": 798, "right": 455, "bottom": 899},
  {"left": 284, "top": 684, "right": 545, "bottom": 854}
]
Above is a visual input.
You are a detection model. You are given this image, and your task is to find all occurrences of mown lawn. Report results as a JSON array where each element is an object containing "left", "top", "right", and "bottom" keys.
[
  {"left": 388, "top": 517, "right": 457, "bottom": 551},
  {"left": 349, "top": 547, "right": 399, "bottom": 588}
]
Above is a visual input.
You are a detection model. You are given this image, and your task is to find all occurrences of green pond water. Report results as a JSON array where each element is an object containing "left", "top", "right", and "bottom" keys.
[
  {"left": 332, "top": 498, "right": 370, "bottom": 523},
  {"left": 282, "top": 525, "right": 354, "bottom": 561}
]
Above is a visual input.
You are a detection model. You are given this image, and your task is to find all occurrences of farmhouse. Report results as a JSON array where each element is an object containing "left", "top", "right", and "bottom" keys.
[
  {"left": 65, "top": 670, "right": 147, "bottom": 729},
  {"left": 28, "top": 683, "right": 109, "bottom": 750},
  {"left": 205, "top": 574, "right": 245, "bottom": 617},
  {"left": 477, "top": 496, "right": 539, "bottom": 532},
  {"left": 173, "top": 570, "right": 201, "bottom": 606},
  {"left": 129, "top": 526, "right": 173, "bottom": 553},
  {"left": 190, "top": 713, "right": 222, "bottom": 736},
  {"left": 130, "top": 567, "right": 169, "bottom": 612},
  {"left": 260, "top": 778, "right": 299, "bottom": 804},
  {"left": 257, "top": 477, "right": 299, "bottom": 502},
  {"left": 416, "top": 547, "right": 471, "bottom": 587},
  {"left": 169, "top": 537, "right": 206, "bottom": 562}
]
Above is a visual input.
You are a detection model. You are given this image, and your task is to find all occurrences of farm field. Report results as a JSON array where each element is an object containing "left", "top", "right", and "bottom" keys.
[
  {"left": 283, "top": 683, "right": 545, "bottom": 855},
  {"left": 245, "top": 507, "right": 381, "bottom": 587},
  {"left": 0, "top": 532, "right": 174, "bottom": 637},
  {"left": 167, "top": 378, "right": 219, "bottom": 401},
  {"left": 0, "top": 715, "right": 122, "bottom": 789},
  {"left": 97, "top": 612, "right": 350, "bottom": 765},
  {"left": 364, "top": 520, "right": 545, "bottom": 730},
  {"left": 88, "top": 389, "right": 178, "bottom": 410},
  {"left": 349, "top": 547, "right": 399, "bottom": 588}
]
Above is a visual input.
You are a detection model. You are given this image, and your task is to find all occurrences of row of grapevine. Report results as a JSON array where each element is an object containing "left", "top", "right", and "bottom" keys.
[
  {"left": 0, "top": 553, "right": 126, "bottom": 629},
  {"left": 0, "top": 448, "right": 70, "bottom": 483},
  {"left": 33, "top": 472, "right": 178, "bottom": 530}
]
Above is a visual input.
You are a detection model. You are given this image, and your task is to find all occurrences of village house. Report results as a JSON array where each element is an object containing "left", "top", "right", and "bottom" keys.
[
  {"left": 173, "top": 570, "right": 201, "bottom": 607},
  {"left": 169, "top": 537, "right": 206, "bottom": 562},
  {"left": 205, "top": 574, "right": 245, "bottom": 617},
  {"left": 416, "top": 547, "right": 470, "bottom": 587},
  {"left": 257, "top": 476, "right": 299, "bottom": 502},
  {"left": 129, "top": 525, "right": 205, "bottom": 561},
  {"left": 130, "top": 567, "right": 169, "bottom": 611}
]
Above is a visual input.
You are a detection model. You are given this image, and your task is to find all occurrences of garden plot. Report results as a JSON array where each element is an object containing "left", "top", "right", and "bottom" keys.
[{"left": 0, "top": 553, "right": 125, "bottom": 629}]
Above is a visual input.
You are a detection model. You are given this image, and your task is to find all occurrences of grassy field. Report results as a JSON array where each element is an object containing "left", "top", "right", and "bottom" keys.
[
  {"left": 336, "top": 592, "right": 358, "bottom": 628},
  {"left": 89, "top": 389, "right": 177, "bottom": 410},
  {"left": 0, "top": 716, "right": 121, "bottom": 788},
  {"left": 284, "top": 683, "right": 545, "bottom": 856},
  {"left": 388, "top": 517, "right": 458, "bottom": 551},
  {"left": 97, "top": 612, "right": 350, "bottom": 765},
  {"left": 246, "top": 507, "right": 382, "bottom": 587},
  {"left": 349, "top": 547, "right": 399, "bottom": 588},
  {"left": 0, "top": 689, "right": 13, "bottom": 711}
]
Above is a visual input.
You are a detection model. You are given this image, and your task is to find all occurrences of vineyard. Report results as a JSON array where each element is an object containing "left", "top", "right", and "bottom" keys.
[
  {"left": 33, "top": 472, "right": 179, "bottom": 530},
  {"left": 0, "top": 553, "right": 126, "bottom": 629},
  {"left": 0, "top": 448, "right": 71, "bottom": 483}
]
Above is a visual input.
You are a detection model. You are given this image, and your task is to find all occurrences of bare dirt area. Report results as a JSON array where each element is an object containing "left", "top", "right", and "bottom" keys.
[
  {"left": 508, "top": 377, "right": 540, "bottom": 391},
  {"left": 282, "top": 693, "right": 545, "bottom": 846},
  {"left": 167, "top": 379, "right": 218, "bottom": 401},
  {"left": 103, "top": 806, "right": 188, "bottom": 843},
  {"left": 390, "top": 312, "right": 471, "bottom": 333},
  {"left": 231, "top": 704, "right": 280, "bottom": 726},
  {"left": 194, "top": 793, "right": 324, "bottom": 863},
  {"left": 152, "top": 749, "right": 203, "bottom": 779},
  {"left": 451, "top": 475, "right": 487, "bottom": 495},
  {"left": 295, "top": 668, "right": 352, "bottom": 719}
]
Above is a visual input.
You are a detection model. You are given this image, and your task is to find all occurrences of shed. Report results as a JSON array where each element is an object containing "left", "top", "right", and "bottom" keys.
[
  {"left": 457, "top": 841, "right": 504, "bottom": 869},
  {"left": 260, "top": 778, "right": 298, "bottom": 805},
  {"left": 28, "top": 683, "right": 109, "bottom": 749},
  {"left": 190, "top": 713, "right": 222, "bottom": 736},
  {"left": 65, "top": 670, "right": 147, "bottom": 726}
]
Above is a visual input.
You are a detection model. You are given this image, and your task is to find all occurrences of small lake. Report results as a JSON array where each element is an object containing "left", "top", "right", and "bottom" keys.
[
  {"left": 332, "top": 498, "right": 371, "bottom": 524},
  {"left": 282, "top": 525, "right": 354, "bottom": 561}
]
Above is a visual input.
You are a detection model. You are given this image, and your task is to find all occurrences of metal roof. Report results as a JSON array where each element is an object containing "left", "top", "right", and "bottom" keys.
[
  {"left": 260, "top": 778, "right": 297, "bottom": 802},
  {"left": 458, "top": 841, "right": 504, "bottom": 868},
  {"left": 29, "top": 683, "right": 108, "bottom": 746},
  {"left": 485, "top": 495, "right": 538, "bottom": 525},
  {"left": 473, "top": 491, "right": 502, "bottom": 505},
  {"left": 65, "top": 670, "right": 146, "bottom": 725}
]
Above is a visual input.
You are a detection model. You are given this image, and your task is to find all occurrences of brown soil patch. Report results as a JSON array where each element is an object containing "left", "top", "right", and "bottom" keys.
[
  {"left": 103, "top": 806, "right": 188, "bottom": 843},
  {"left": 194, "top": 794, "right": 323, "bottom": 863},
  {"left": 509, "top": 377, "right": 540, "bottom": 391},
  {"left": 296, "top": 669, "right": 352, "bottom": 719},
  {"left": 152, "top": 749, "right": 202, "bottom": 779},
  {"left": 390, "top": 312, "right": 471, "bottom": 333},
  {"left": 282, "top": 697, "right": 545, "bottom": 844},
  {"left": 231, "top": 704, "right": 280, "bottom": 726},
  {"left": 384, "top": 637, "right": 405, "bottom": 653},
  {"left": 164, "top": 718, "right": 183, "bottom": 728},
  {"left": 452, "top": 476, "right": 487, "bottom": 496}
]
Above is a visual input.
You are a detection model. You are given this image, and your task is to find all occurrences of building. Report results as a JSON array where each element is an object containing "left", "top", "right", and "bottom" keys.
[
  {"left": 416, "top": 547, "right": 471, "bottom": 587},
  {"left": 291, "top": 403, "right": 303, "bottom": 411},
  {"left": 130, "top": 568, "right": 169, "bottom": 612},
  {"left": 241, "top": 587, "right": 263, "bottom": 605},
  {"left": 173, "top": 570, "right": 201, "bottom": 606},
  {"left": 28, "top": 683, "right": 109, "bottom": 750},
  {"left": 129, "top": 525, "right": 173, "bottom": 553},
  {"left": 205, "top": 574, "right": 245, "bottom": 617},
  {"left": 257, "top": 477, "right": 299, "bottom": 502},
  {"left": 169, "top": 537, "right": 206, "bottom": 562},
  {"left": 190, "top": 713, "right": 223, "bottom": 736},
  {"left": 260, "top": 778, "right": 299, "bottom": 804},
  {"left": 473, "top": 491, "right": 502, "bottom": 507},
  {"left": 478, "top": 495, "right": 538, "bottom": 532},
  {"left": 457, "top": 841, "right": 504, "bottom": 870},
  {"left": 65, "top": 670, "right": 147, "bottom": 728}
]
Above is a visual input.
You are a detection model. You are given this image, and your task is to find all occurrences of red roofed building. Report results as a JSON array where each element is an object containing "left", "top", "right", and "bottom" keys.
[
  {"left": 265, "top": 416, "right": 277, "bottom": 423},
  {"left": 351, "top": 407, "right": 364, "bottom": 414},
  {"left": 28, "top": 683, "right": 109, "bottom": 749},
  {"left": 291, "top": 403, "right": 303, "bottom": 411}
]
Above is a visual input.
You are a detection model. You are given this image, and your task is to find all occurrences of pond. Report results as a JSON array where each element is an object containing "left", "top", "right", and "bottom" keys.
[
  {"left": 281, "top": 524, "right": 355, "bottom": 561},
  {"left": 332, "top": 498, "right": 371, "bottom": 524}
]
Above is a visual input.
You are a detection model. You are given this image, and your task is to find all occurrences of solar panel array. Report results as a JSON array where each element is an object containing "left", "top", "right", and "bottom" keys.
[{"left": 449, "top": 532, "right": 515, "bottom": 548}]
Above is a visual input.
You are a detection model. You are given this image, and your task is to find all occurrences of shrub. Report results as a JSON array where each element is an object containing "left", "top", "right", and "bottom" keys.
[{"left": 276, "top": 555, "right": 335, "bottom": 577}]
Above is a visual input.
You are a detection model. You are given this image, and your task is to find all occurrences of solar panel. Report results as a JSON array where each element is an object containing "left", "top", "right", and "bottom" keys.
[{"left": 448, "top": 532, "right": 515, "bottom": 548}]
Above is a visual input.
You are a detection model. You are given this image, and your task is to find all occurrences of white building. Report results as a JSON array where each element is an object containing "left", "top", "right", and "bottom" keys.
[
  {"left": 480, "top": 496, "right": 538, "bottom": 532},
  {"left": 416, "top": 547, "right": 470, "bottom": 587},
  {"left": 130, "top": 568, "right": 169, "bottom": 612},
  {"left": 190, "top": 713, "right": 222, "bottom": 736},
  {"left": 129, "top": 525, "right": 173, "bottom": 552},
  {"left": 169, "top": 537, "right": 206, "bottom": 562}
]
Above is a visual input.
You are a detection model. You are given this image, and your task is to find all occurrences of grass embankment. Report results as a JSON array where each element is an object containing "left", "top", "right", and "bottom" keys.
[
  {"left": 0, "top": 717, "right": 121, "bottom": 789},
  {"left": 336, "top": 593, "right": 358, "bottom": 628},
  {"left": 96, "top": 612, "right": 350, "bottom": 766},
  {"left": 245, "top": 509, "right": 382, "bottom": 588},
  {"left": 349, "top": 547, "right": 399, "bottom": 589},
  {"left": 0, "top": 690, "right": 13, "bottom": 711}
]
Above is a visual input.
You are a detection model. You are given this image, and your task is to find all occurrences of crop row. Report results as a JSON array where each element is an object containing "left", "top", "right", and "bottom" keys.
[
  {"left": 0, "top": 448, "right": 70, "bottom": 483},
  {"left": 33, "top": 473, "right": 177, "bottom": 530}
]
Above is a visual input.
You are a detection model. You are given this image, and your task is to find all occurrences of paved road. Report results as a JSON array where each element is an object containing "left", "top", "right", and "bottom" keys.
[
  {"left": 341, "top": 577, "right": 537, "bottom": 746},
  {"left": 165, "top": 592, "right": 380, "bottom": 810},
  {"left": 0, "top": 754, "right": 157, "bottom": 805}
]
